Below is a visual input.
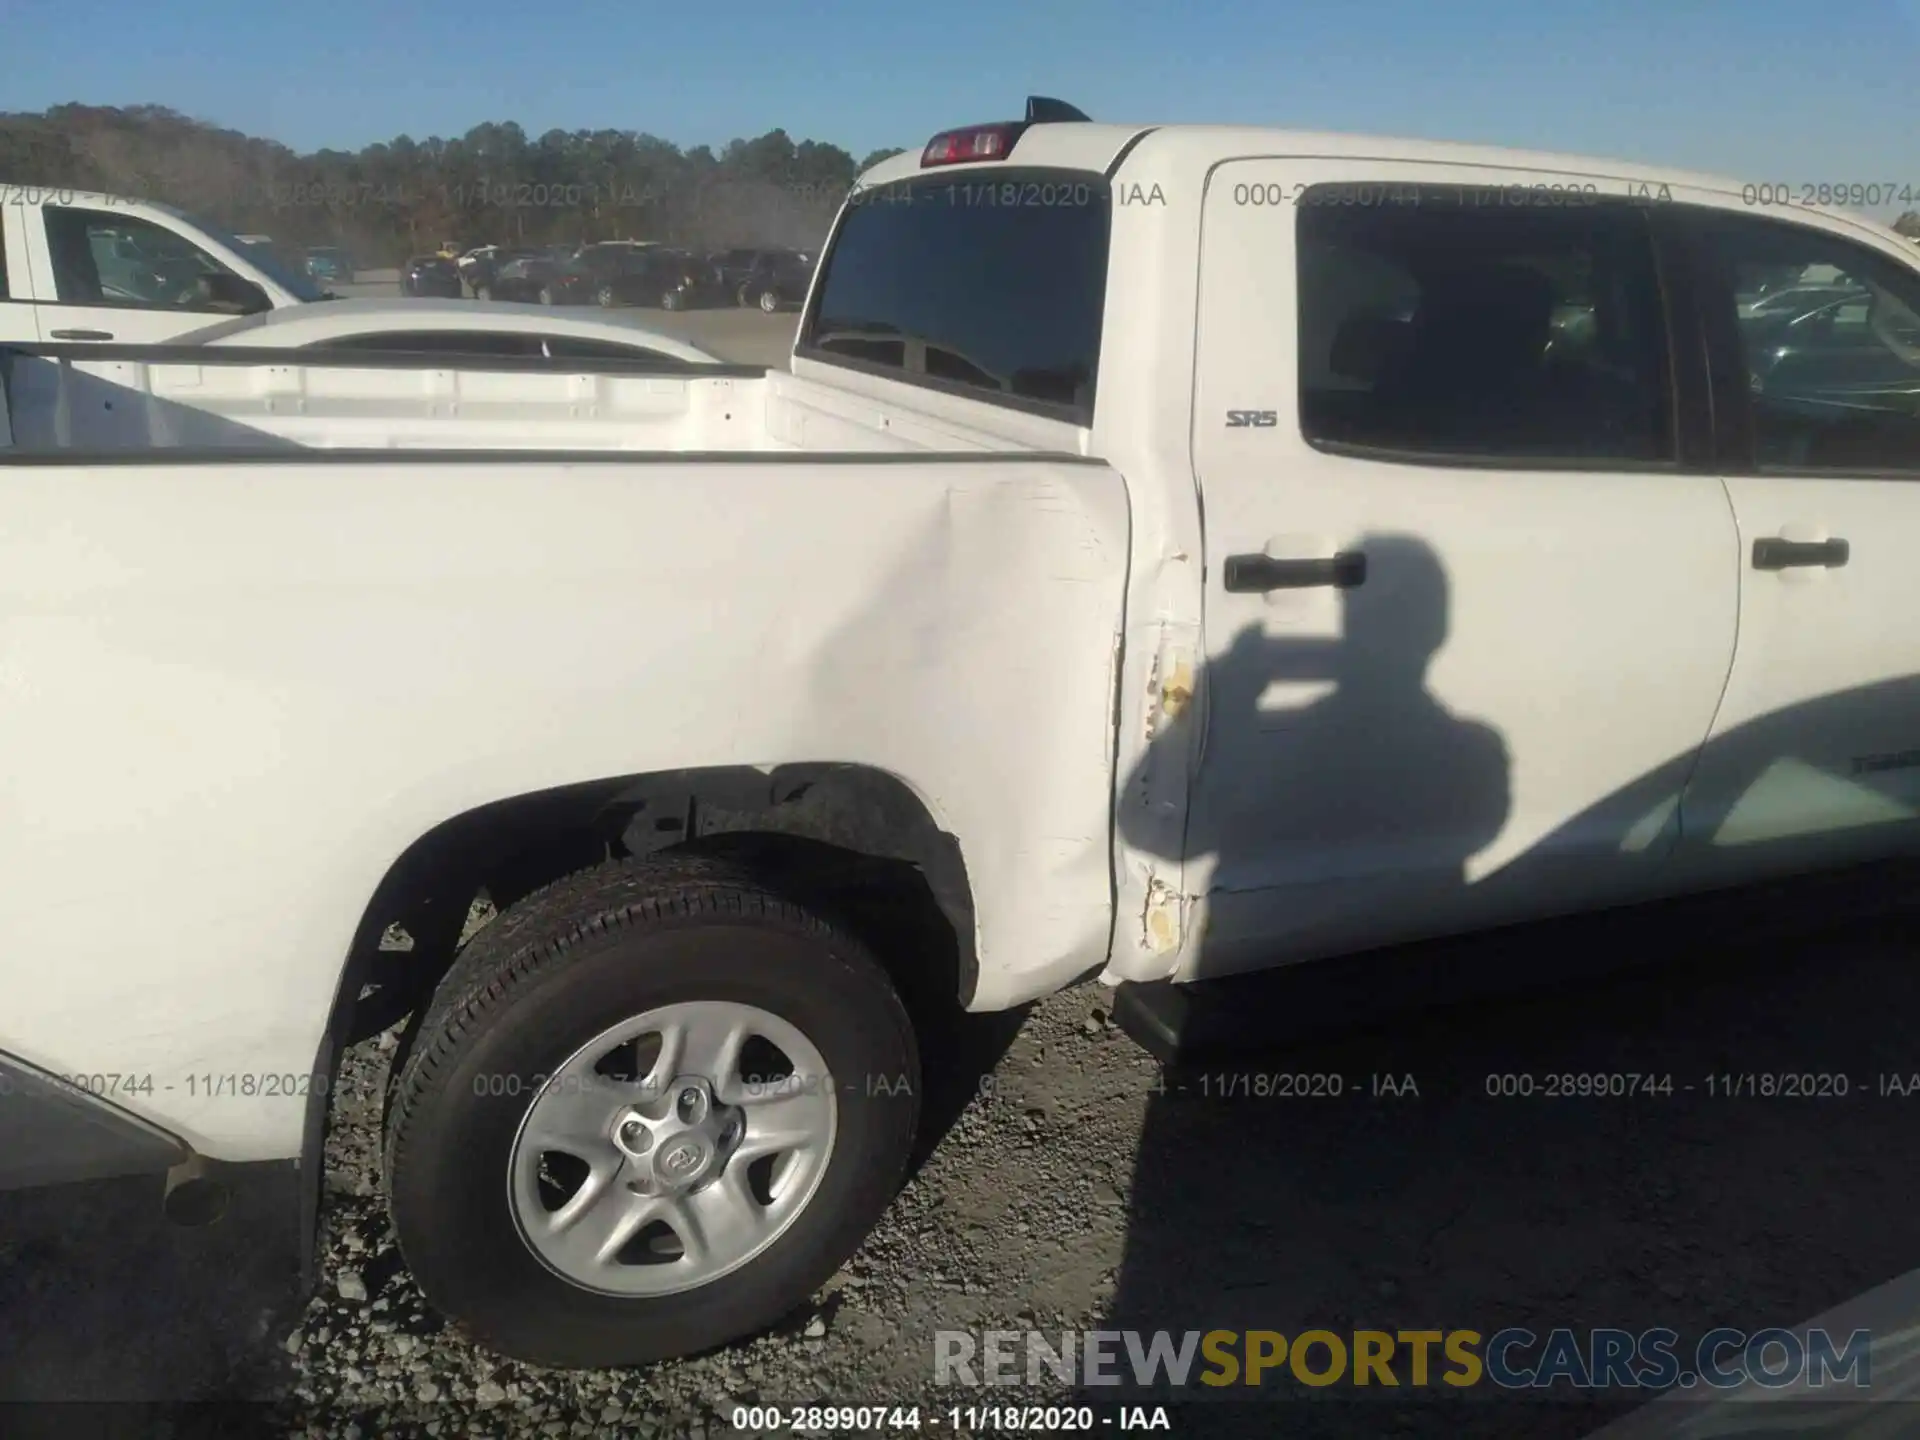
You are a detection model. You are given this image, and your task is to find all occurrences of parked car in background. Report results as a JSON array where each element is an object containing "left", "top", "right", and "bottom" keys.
[
  {"left": 566, "top": 243, "right": 656, "bottom": 307},
  {"left": 709, "top": 247, "right": 766, "bottom": 295},
  {"left": 487, "top": 250, "right": 590, "bottom": 305},
  {"left": 553, "top": 243, "right": 715, "bottom": 309},
  {"left": 0, "top": 188, "right": 322, "bottom": 344},
  {"left": 589, "top": 239, "right": 660, "bottom": 259},
  {"left": 710, "top": 248, "right": 815, "bottom": 311},
  {"left": 174, "top": 297, "right": 723, "bottom": 364},
  {"left": 458, "top": 245, "right": 535, "bottom": 298},
  {"left": 304, "top": 247, "right": 355, "bottom": 286},
  {"left": 629, "top": 247, "right": 729, "bottom": 310},
  {"left": 737, "top": 248, "right": 815, "bottom": 312},
  {"left": 400, "top": 254, "right": 464, "bottom": 298}
]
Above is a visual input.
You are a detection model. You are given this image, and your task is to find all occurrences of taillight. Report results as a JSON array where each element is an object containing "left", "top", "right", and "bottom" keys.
[{"left": 921, "top": 124, "right": 1022, "bottom": 167}]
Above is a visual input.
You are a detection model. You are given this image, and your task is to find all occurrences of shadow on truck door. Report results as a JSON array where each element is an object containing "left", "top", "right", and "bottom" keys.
[
  {"left": 1081, "top": 539, "right": 1920, "bottom": 1437},
  {"left": 1172, "top": 533, "right": 1512, "bottom": 967}
]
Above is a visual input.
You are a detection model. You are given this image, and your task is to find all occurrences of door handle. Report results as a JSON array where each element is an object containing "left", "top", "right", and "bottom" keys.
[
  {"left": 1752, "top": 537, "right": 1849, "bottom": 571},
  {"left": 48, "top": 328, "right": 114, "bottom": 341},
  {"left": 1222, "top": 551, "right": 1367, "bottom": 593}
]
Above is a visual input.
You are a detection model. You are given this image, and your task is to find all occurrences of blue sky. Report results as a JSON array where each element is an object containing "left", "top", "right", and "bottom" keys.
[{"left": 3, "top": 0, "right": 1917, "bottom": 212}]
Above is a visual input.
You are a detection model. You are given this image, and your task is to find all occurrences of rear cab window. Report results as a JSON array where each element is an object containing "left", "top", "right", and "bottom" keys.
[
  {"left": 798, "top": 167, "right": 1111, "bottom": 423},
  {"left": 1294, "top": 184, "right": 1676, "bottom": 465}
]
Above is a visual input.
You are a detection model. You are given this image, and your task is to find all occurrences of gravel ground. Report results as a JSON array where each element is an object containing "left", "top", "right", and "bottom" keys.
[
  {"left": 8, "top": 894, "right": 1919, "bottom": 1438},
  {"left": 244, "top": 899, "right": 1920, "bottom": 1440},
  {"left": 282, "top": 979, "right": 1135, "bottom": 1439}
]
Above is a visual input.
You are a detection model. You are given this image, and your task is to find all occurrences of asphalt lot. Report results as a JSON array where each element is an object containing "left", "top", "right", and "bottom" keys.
[{"left": 332, "top": 274, "right": 801, "bottom": 369}]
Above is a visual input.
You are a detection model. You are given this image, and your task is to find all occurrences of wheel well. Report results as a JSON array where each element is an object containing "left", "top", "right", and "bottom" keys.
[
  {"left": 294, "top": 764, "right": 976, "bottom": 1296},
  {"left": 322, "top": 763, "right": 977, "bottom": 1055}
]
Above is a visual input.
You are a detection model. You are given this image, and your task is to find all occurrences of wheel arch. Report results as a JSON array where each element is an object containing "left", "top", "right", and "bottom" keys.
[{"left": 298, "top": 761, "right": 977, "bottom": 1286}]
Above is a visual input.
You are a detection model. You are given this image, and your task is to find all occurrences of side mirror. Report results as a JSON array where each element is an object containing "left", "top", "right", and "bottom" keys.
[{"left": 197, "top": 272, "right": 272, "bottom": 315}]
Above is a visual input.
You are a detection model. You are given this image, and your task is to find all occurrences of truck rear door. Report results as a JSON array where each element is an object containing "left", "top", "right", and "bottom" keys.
[
  {"left": 1666, "top": 205, "right": 1920, "bottom": 883},
  {"left": 1182, "top": 162, "right": 1740, "bottom": 980}
]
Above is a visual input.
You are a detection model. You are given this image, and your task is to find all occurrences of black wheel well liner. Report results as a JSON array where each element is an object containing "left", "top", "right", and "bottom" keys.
[{"left": 295, "top": 762, "right": 976, "bottom": 1291}]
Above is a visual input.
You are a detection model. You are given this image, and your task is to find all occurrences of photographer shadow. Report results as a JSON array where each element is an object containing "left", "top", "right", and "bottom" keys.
[{"left": 1082, "top": 533, "right": 1920, "bottom": 1438}]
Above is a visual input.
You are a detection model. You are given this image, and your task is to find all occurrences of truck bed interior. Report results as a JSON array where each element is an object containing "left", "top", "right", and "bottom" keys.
[{"left": 0, "top": 345, "right": 1062, "bottom": 458}]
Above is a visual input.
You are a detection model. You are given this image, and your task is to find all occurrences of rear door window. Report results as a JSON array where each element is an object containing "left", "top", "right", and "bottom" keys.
[
  {"left": 799, "top": 168, "right": 1111, "bottom": 423},
  {"left": 1686, "top": 209, "right": 1920, "bottom": 474}
]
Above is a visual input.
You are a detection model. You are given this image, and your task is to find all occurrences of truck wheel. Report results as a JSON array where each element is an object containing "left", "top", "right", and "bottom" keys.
[
  {"left": 758, "top": 288, "right": 781, "bottom": 314},
  {"left": 661, "top": 289, "right": 684, "bottom": 311},
  {"left": 596, "top": 284, "right": 618, "bottom": 308},
  {"left": 736, "top": 283, "right": 753, "bottom": 307},
  {"left": 383, "top": 855, "right": 920, "bottom": 1369},
  {"left": 537, "top": 286, "right": 556, "bottom": 306}
]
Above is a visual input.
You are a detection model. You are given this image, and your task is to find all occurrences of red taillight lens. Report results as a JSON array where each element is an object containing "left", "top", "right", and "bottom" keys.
[{"left": 921, "top": 124, "right": 1020, "bottom": 167}]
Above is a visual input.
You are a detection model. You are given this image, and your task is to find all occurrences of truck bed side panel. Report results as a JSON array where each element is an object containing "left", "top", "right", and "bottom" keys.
[{"left": 0, "top": 454, "right": 1129, "bottom": 1159}]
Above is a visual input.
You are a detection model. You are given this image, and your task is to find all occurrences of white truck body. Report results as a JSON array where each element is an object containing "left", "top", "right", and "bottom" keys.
[
  {"left": 0, "top": 186, "right": 318, "bottom": 346},
  {"left": 3, "top": 111, "right": 1918, "bottom": 1364},
  {"left": 0, "top": 347, "right": 1124, "bottom": 1159}
]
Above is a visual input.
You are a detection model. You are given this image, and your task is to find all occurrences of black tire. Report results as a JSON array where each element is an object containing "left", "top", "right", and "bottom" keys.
[
  {"left": 537, "top": 286, "right": 555, "bottom": 306},
  {"left": 736, "top": 283, "right": 753, "bottom": 307},
  {"left": 661, "top": 289, "right": 683, "bottom": 312},
  {"left": 758, "top": 287, "right": 780, "bottom": 314},
  {"left": 596, "top": 283, "right": 618, "bottom": 308},
  {"left": 383, "top": 854, "right": 920, "bottom": 1369}
]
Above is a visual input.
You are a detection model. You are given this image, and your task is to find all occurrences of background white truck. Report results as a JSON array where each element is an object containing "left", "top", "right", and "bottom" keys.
[
  {"left": 2, "top": 98, "right": 1918, "bottom": 1369},
  {"left": 0, "top": 186, "right": 320, "bottom": 345}
]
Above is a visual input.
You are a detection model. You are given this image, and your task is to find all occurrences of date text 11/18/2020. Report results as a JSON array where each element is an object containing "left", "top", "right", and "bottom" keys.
[
  {"left": 0, "top": 1070, "right": 382, "bottom": 1102},
  {"left": 5, "top": 1067, "right": 929, "bottom": 1105},
  {"left": 1481, "top": 1072, "right": 1920, "bottom": 1099},
  {"left": 729, "top": 1405, "right": 1173, "bottom": 1433}
]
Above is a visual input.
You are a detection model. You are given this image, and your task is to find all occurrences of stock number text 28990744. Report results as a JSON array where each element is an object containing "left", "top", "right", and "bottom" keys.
[{"left": 1227, "top": 181, "right": 1658, "bottom": 209}]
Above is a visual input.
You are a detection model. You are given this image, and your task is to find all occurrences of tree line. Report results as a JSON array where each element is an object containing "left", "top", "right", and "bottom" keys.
[
  {"left": 4, "top": 105, "right": 1915, "bottom": 263},
  {"left": 0, "top": 104, "right": 910, "bottom": 265}
]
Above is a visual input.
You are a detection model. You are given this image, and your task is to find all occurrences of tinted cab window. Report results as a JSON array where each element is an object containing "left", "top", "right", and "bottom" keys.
[
  {"left": 800, "top": 170, "right": 1111, "bottom": 421},
  {"left": 1297, "top": 188, "right": 1674, "bottom": 463}
]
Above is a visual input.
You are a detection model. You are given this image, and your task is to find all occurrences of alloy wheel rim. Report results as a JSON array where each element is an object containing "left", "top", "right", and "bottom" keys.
[{"left": 506, "top": 1000, "right": 837, "bottom": 1296}]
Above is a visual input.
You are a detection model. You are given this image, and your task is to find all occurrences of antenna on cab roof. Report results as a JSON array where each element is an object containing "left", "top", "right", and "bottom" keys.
[{"left": 1025, "top": 97, "right": 1092, "bottom": 123}]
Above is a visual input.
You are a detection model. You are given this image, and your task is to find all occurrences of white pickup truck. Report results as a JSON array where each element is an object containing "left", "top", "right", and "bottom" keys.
[
  {"left": 0, "top": 185, "right": 320, "bottom": 345},
  {"left": 3, "top": 98, "right": 1918, "bottom": 1370}
]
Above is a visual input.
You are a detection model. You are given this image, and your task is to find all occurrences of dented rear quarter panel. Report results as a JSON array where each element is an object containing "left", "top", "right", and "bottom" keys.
[{"left": 0, "top": 454, "right": 1129, "bottom": 1158}]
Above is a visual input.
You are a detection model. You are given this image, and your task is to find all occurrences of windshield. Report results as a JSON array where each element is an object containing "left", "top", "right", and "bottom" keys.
[{"left": 153, "top": 202, "right": 326, "bottom": 301}]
